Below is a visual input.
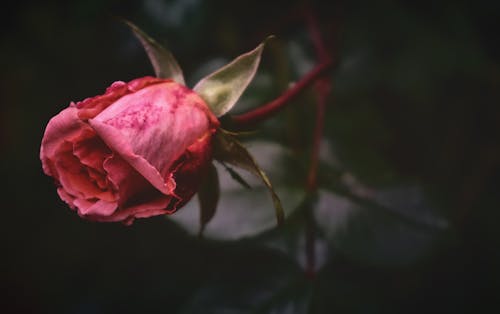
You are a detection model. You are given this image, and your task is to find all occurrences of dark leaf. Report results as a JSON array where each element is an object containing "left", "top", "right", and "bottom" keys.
[
  {"left": 315, "top": 186, "right": 449, "bottom": 267},
  {"left": 197, "top": 163, "right": 220, "bottom": 237},
  {"left": 213, "top": 131, "right": 284, "bottom": 226},
  {"left": 169, "top": 141, "right": 303, "bottom": 240},
  {"left": 178, "top": 249, "right": 309, "bottom": 314},
  {"left": 218, "top": 161, "right": 252, "bottom": 189}
]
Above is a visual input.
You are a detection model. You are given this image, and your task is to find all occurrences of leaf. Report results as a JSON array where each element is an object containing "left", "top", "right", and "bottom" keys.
[
  {"left": 258, "top": 195, "right": 330, "bottom": 274},
  {"left": 213, "top": 131, "right": 284, "bottom": 225},
  {"left": 169, "top": 141, "right": 303, "bottom": 240},
  {"left": 193, "top": 36, "right": 273, "bottom": 116},
  {"left": 178, "top": 248, "right": 309, "bottom": 314},
  {"left": 218, "top": 161, "right": 252, "bottom": 189},
  {"left": 315, "top": 186, "right": 450, "bottom": 267},
  {"left": 197, "top": 163, "right": 219, "bottom": 237},
  {"left": 124, "top": 20, "right": 185, "bottom": 84}
]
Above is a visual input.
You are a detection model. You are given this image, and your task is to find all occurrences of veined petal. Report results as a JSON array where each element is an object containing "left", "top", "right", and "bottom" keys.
[
  {"left": 89, "top": 81, "right": 214, "bottom": 195},
  {"left": 89, "top": 118, "right": 175, "bottom": 195}
]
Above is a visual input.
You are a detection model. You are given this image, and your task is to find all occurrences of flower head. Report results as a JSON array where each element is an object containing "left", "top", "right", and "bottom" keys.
[{"left": 40, "top": 77, "right": 219, "bottom": 224}]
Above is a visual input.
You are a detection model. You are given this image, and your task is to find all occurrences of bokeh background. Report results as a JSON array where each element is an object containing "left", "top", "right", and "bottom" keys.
[{"left": 2, "top": 0, "right": 500, "bottom": 313}]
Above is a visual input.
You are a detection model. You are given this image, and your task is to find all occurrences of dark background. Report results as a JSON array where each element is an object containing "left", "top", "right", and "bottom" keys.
[{"left": 1, "top": 0, "right": 499, "bottom": 313}]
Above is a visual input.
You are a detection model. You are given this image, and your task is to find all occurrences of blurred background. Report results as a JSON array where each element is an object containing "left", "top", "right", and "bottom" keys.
[{"left": 1, "top": 0, "right": 499, "bottom": 313}]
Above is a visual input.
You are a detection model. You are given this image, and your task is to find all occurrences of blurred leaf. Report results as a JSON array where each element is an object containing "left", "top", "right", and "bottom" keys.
[
  {"left": 170, "top": 141, "right": 304, "bottom": 240},
  {"left": 315, "top": 186, "right": 449, "bottom": 267},
  {"left": 178, "top": 250, "right": 310, "bottom": 314},
  {"left": 258, "top": 196, "right": 331, "bottom": 274},
  {"left": 213, "top": 131, "right": 284, "bottom": 225},
  {"left": 193, "top": 37, "right": 272, "bottom": 116},
  {"left": 219, "top": 161, "right": 252, "bottom": 189},
  {"left": 197, "top": 163, "right": 220, "bottom": 237},
  {"left": 124, "top": 20, "right": 185, "bottom": 84}
]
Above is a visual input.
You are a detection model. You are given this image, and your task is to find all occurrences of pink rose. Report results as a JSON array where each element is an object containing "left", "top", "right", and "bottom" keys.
[{"left": 40, "top": 77, "right": 219, "bottom": 225}]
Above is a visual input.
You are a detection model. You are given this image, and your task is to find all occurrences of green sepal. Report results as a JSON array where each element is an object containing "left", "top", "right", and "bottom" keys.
[
  {"left": 197, "top": 162, "right": 220, "bottom": 237},
  {"left": 193, "top": 36, "right": 274, "bottom": 117},
  {"left": 124, "top": 20, "right": 185, "bottom": 84},
  {"left": 218, "top": 161, "right": 252, "bottom": 189},
  {"left": 213, "top": 131, "right": 285, "bottom": 226}
]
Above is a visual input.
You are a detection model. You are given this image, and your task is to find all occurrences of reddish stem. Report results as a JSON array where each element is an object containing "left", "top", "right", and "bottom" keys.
[
  {"left": 231, "top": 60, "right": 332, "bottom": 128},
  {"left": 304, "top": 78, "right": 331, "bottom": 279},
  {"left": 231, "top": 4, "right": 335, "bottom": 279},
  {"left": 303, "top": 4, "right": 335, "bottom": 279},
  {"left": 305, "top": 10, "right": 330, "bottom": 63}
]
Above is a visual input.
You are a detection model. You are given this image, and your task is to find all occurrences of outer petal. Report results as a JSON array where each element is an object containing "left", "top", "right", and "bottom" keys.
[
  {"left": 87, "top": 197, "right": 171, "bottom": 225},
  {"left": 89, "top": 119, "right": 175, "bottom": 195},
  {"left": 95, "top": 153, "right": 173, "bottom": 223},
  {"left": 89, "top": 81, "right": 217, "bottom": 195},
  {"left": 76, "top": 76, "right": 167, "bottom": 120},
  {"left": 103, "top": 153, "right": 164, "bottom": 207},
  {"left": 168, "top": 130, "right": 214, "bottom": 211},
  {"left": 40, "top": 106, "right": 87, "bottom": 177}
]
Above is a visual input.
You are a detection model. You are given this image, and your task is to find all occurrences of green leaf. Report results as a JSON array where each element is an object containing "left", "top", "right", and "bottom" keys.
[
  {"left": 124, "top": 20, "right": 185, "bottom": 84},
  {"left": 197, "top": 163, "right": 219, "bottom": 237},
  {"left": 193, "top": 36, "right": 273, "bottom": 116},
  {"left": 178, "top": 248, "right": 309, "bottom": 314},
  {"left": 213, "top": 131, "right": 285, "bottom": 225},
  {"left": 315, "top": 187, "right": 449, "bottom": 267},
  {"left": 169, "top": 141, "right": 304, "bottom": 240},
  {"left": 218, "top": 161, "right": 252, "bottom": 189}
]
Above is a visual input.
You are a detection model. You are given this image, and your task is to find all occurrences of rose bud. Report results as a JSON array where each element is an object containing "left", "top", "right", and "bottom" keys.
[{"left": 40, "top": 76, "right": 219, "bottom": 225}]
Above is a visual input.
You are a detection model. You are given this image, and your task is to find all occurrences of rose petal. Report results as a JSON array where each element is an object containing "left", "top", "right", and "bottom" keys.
[
  {"left": 76, "top": 77, "right": 167, "bottom": 120},
  {"left": 89, "top": 82, "right": 212, "bottom": 195},
  {"left": 168, "top": 130, "right": 214, "bottom": 210},
  {"left": 57, "top": 188, "right": 76, "bottom": 209},
  {"left": 89, "top": 119, "right": 175, "bottom": 195},
  {"left": 73, "top": 198, "right": 117, "bottom": 216},
  {"left": 72, "top": 135, "right": 111, "bottom": 172},
  {"left": 87, "top": 196, "right": 171, "bottom": 224},
  {"left": 103, "top": 153, "right": 161, "bottom": 206},
  {"left": 40, "top": 106, "right": 88, "bottom": 177}
]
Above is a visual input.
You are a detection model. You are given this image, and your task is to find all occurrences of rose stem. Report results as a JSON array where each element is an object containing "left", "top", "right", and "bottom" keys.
[
  {"left": 231, "top": 4, "right": 336, "bottom": 279},
  {"left": 230, "top": 59, "right": 332, "bottom": 128},
  {"left": 304, "top": 79, "right": 330, "bottom": 280},
  {"left": 303, "top": 6, "right": 335, "bottom": 280}
]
